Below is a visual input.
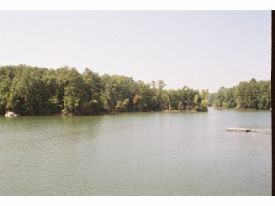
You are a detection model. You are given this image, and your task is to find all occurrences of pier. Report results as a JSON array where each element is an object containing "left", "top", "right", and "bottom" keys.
[
  {"left": 226, "top": 127, "right": 254, "bottom": 132},
  {"left": 226, "top": 126, "right": 271, "bottom": 134}
]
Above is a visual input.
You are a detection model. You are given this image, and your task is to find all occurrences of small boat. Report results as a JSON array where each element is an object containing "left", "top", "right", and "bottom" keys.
[{"left": 4, "top": 111, "right": 19, "bottom": 117}]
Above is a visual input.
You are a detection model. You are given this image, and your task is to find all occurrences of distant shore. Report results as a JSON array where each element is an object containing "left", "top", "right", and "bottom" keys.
[
  {"left": 208, "top": 106, "right": 271, "bottom": 112},
  {"left": 2, "top": 107, "right": 272, "bottom": 117}
]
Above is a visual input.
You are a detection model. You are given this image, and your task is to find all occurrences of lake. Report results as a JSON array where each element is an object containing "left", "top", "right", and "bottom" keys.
[{"left": 0, "top": 109, "right": 271, "bottom": 195}]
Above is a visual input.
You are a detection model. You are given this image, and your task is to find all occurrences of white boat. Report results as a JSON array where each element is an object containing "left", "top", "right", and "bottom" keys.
[{"left": 4, "top": 111, "right": 18, "bottom": 117}]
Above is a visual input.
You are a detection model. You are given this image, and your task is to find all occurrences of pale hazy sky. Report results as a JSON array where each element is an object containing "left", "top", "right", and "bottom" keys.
[{"left": 0, "top": 11, "right": 271, "bottom": 92}]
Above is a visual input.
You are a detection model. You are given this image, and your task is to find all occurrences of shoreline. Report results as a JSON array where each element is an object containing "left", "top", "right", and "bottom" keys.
[
  {"left": 1, "top": 108, "right": 271, "bottom": 117},
  {"left": 209, "top": 106, "right": 271, "bottom": 112}
]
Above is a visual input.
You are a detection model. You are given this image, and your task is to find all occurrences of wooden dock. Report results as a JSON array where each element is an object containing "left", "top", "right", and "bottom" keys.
[
  {"left": 226, "top": 126, "right": 271, "bottom": 134},
  {"left": 226, "top": 127, "right": 253, "bottom": 132}
]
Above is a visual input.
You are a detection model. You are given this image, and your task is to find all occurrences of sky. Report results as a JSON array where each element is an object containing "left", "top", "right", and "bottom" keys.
[{"left": 0, "top": 11, "right": 271, "bottom": 92}]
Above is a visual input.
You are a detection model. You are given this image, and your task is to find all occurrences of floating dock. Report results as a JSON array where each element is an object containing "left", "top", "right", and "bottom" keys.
[
  {"left": 226, "top": 126, "right": 271, "bottom": 134},
  {"left": 226, "top": 127, "right": 253, "bottom": 132}
]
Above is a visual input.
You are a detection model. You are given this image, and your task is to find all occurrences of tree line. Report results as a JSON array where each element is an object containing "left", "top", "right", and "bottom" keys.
[
  {"left": 208, "top": 78, "right": 271, "bottom": 110},
  {"left": 0, "top": 65, "right": 209, "bottom": 116}
]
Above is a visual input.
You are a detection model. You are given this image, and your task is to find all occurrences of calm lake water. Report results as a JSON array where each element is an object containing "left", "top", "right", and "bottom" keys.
[{"left": 0, "top": 109, "right": 271, "bottom": 195}]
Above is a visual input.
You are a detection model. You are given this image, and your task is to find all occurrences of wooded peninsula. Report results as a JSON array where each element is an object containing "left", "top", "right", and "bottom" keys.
[
  {"left": 0, "top": 65, "right": 271, "bottom": 116},
  {"left": 208, "top": 78, "right": 271, "bottom": 110}
]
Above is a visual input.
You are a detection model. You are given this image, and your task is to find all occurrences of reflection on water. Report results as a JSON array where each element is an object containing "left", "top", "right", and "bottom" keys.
[{"left": 0, "top": 110, "right": 271, "bottom": 195}]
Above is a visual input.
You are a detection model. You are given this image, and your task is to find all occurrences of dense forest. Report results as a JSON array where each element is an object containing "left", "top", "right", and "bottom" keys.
[
  {"left": 0, "top": 65, "right": 209, "bottom": 116},
  {"left": 208, "top": 78, "right": 271, "bottom": 110},
  {"left": 0, "top": 65, "right": 271, "bottom": 116}
]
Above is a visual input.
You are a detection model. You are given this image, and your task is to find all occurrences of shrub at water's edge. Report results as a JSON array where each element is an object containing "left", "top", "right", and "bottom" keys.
[{"left": 0, "top": 65, "right": 209, "bottom": 116}]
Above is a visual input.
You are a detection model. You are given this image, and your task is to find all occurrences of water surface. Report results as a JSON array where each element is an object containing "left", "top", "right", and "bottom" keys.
[{"left": 0, "top": 109, "right": 271, "bottom": 195}]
